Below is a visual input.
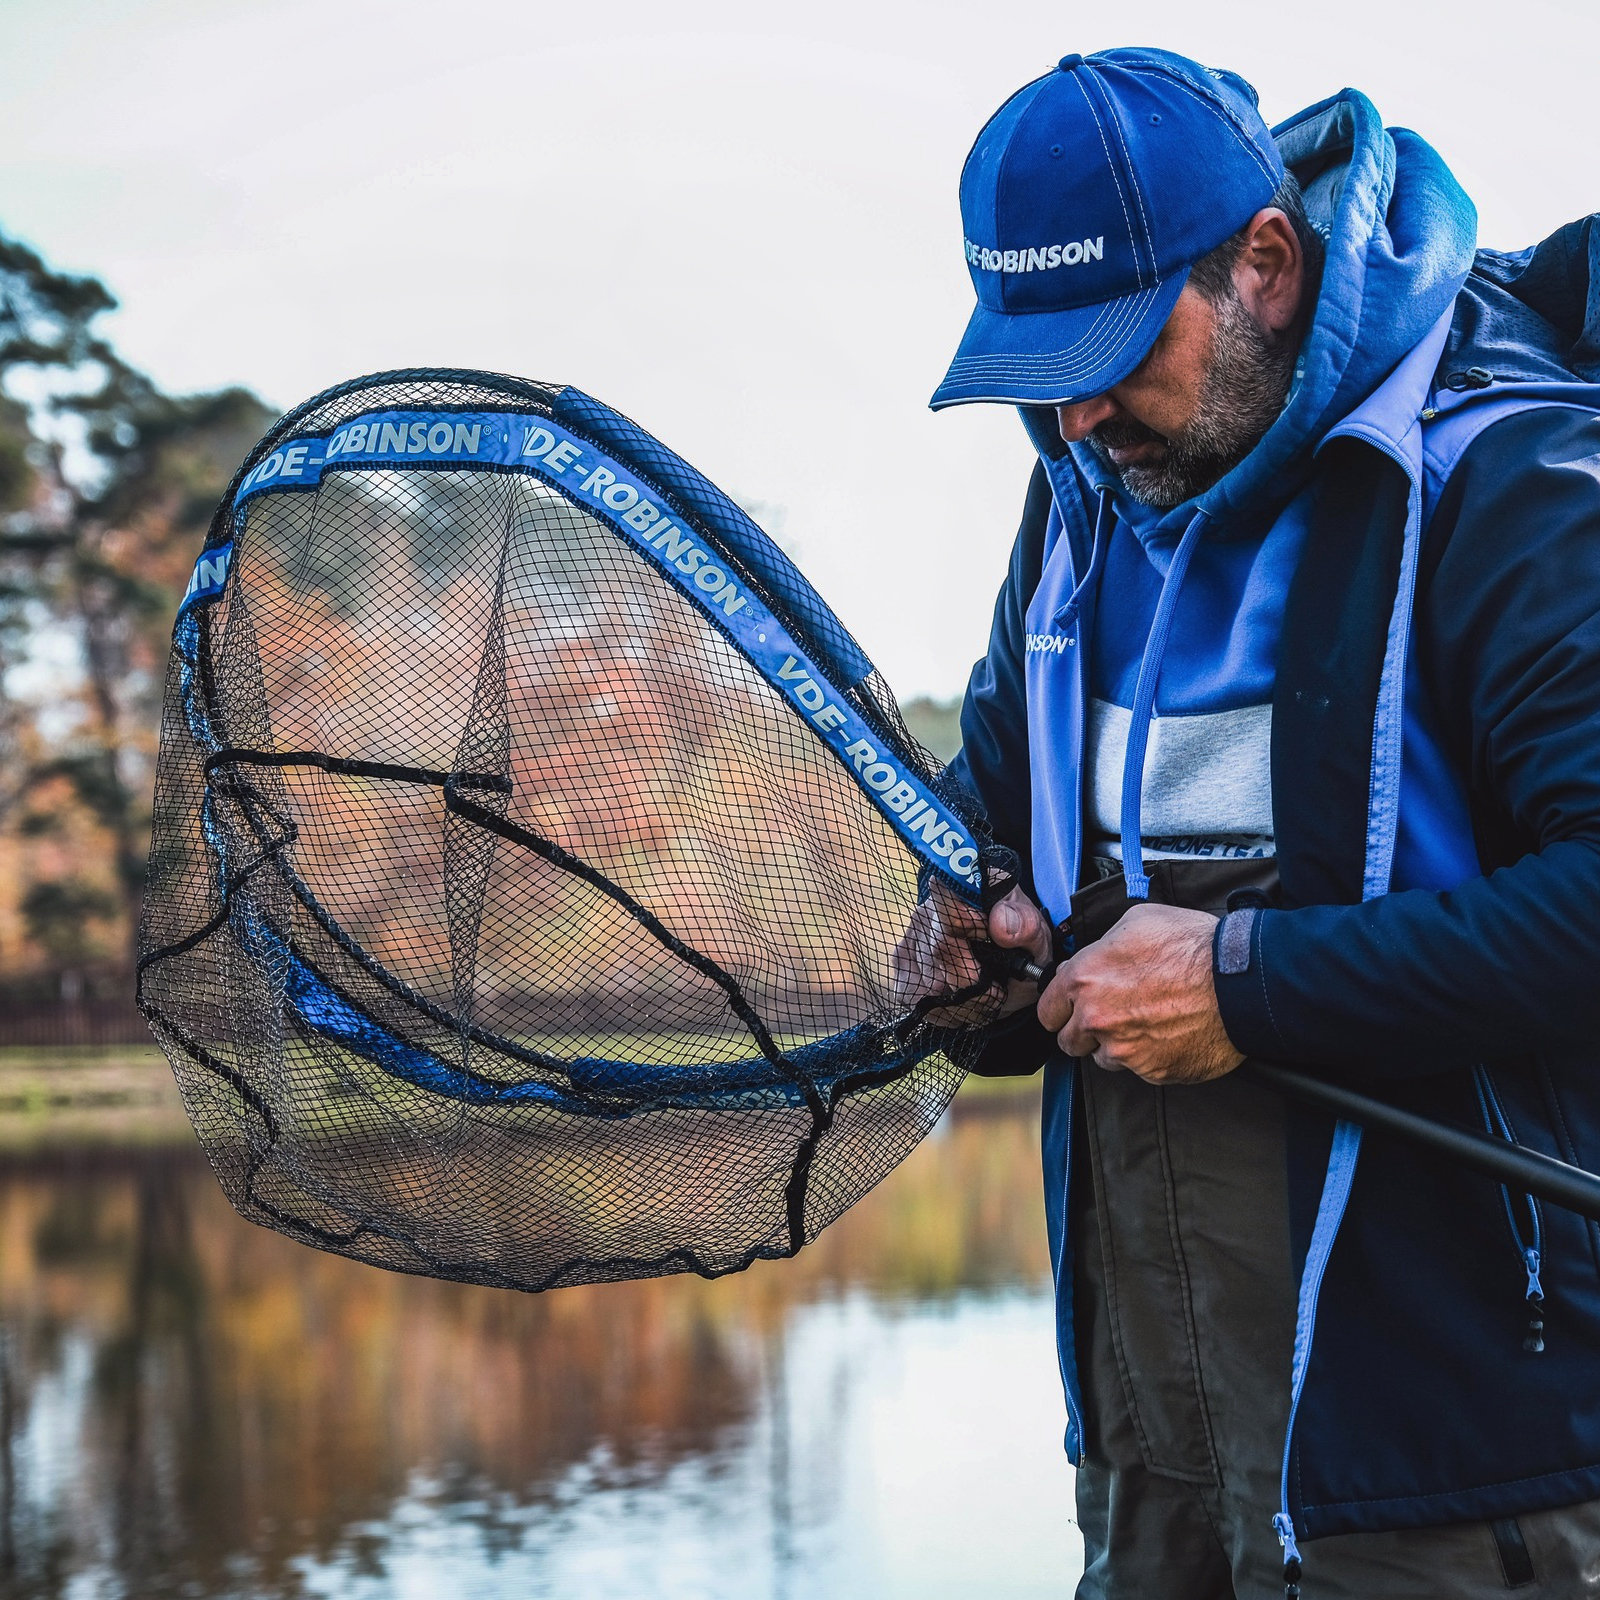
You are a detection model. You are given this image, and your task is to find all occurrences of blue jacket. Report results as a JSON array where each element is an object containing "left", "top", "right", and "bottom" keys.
[{"left": 950, "top": 87, "right": 1600, "bottom": 1541}]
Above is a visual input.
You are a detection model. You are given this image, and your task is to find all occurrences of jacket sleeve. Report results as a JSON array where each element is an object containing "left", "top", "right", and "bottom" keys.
[
  {"left": 944, "top": 459, "right": 1053, "bottom": 898},
  {"left": 944, "top": 461, "right": 1059, "bottom": 1079},
  {"left": 1216, "top": 406, "right": 1600, "bottom": 1074}
]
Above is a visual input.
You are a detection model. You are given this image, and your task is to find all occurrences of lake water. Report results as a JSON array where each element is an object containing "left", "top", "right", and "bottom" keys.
[{"left": 0, "top": 1074, "right": 1081, "bottom": 1598}]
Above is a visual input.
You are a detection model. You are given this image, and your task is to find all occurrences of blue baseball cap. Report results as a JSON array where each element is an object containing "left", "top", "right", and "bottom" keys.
[{"left": 930, "top": 48, "right": 1284, "bottom": 410}]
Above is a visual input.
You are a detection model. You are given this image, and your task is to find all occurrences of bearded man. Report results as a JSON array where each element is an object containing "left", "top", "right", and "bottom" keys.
[{"left": 902, "top": 46, "right": 1600, "bottom": 1598}]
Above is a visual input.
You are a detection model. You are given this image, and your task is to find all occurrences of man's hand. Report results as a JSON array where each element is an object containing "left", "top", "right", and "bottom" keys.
[
  {"left": 891, "top": 879, "right": 1051, "bottom": 1018},
  {"left": 1036, "top": 903, "right": 1243, "bottom": 1084}
]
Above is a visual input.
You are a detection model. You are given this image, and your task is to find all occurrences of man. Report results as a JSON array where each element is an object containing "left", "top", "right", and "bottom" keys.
[{"left": 905, "top": 46, "right": 1600, "bottom": 1598}]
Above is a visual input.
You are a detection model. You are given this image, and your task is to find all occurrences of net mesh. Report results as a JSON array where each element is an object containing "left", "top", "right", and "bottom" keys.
[{"left": 138, "top": 371, "right": 1006, "bottom": 1292}]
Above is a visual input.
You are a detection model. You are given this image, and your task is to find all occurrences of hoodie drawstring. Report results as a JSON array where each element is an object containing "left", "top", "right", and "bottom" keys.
[
  {"left": 1051, "top": 484, "right": 1115, "bottom": 633},
  {"left": 1118, "top": 508, "right": 1210, "bottom": 899}
]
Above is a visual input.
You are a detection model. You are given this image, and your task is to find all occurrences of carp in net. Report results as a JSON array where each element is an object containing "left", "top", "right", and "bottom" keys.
[{"left": 137, "top": 369, "right": 1017, "bottom": 1291}]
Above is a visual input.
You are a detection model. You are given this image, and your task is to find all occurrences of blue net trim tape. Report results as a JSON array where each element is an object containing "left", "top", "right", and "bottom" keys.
[
  {"left": 284, "top": 947, "right": 933, "bottom": 1116},
  {"left": 187, "top": 406, "right": 982, "bottom": 897},
  {"left": 551, "top": 386, "right": 874, "bottom": 691}
]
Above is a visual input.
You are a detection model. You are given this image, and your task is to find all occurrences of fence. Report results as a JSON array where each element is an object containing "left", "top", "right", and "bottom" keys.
[{"left": 0, "top": 997, "right": 151, "bottom": 1049}]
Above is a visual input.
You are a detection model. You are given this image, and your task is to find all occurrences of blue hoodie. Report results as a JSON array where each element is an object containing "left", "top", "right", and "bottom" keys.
[
  {"left": 1017, "top": 89, "right": 1477, "bottom": 922},
  {"left": 950, "top": 86, "right": 1600, "bottom": 1545}
]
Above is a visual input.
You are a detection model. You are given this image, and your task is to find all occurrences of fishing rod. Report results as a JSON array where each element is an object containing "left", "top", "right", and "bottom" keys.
[
  {"left": 1241, "top": 1060, "right": 1600, "bottom": 1223},
  {"left": 1003, "top": 951, "right": 1600, "bottom": 1223}
]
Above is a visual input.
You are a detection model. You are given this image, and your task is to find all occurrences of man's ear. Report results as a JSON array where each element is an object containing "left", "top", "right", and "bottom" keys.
[{"left": 1232, "top": 208, "right": 1304, "bottom": 336}]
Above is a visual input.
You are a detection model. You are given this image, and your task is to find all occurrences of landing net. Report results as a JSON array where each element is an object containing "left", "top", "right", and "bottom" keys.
[{"left": 138, "top": 370, "right": 1008, "bottom": 1291}]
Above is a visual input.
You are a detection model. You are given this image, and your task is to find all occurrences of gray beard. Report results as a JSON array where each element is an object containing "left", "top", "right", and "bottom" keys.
[{"left": 1088, "top": 289, "right": 1298, "bottom": 509}]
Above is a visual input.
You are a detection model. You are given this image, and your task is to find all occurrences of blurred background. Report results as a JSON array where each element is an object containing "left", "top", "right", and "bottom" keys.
[{"left": 0, "top": 1, "right": 1595, "bottom": 1594}]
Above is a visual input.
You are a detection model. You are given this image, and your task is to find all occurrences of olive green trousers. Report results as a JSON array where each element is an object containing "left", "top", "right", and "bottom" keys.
[{"left": 1066, "top": 860, "right": 1600, "bottom": 1597}]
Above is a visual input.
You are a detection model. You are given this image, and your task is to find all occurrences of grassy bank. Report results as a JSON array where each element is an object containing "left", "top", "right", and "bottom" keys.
[
  {"left": 0, "top": 1044, "right": 193, "bottom": 1149},
  {"left": 0, "top": 1042, "right": 1036, "bottom": 1153}
]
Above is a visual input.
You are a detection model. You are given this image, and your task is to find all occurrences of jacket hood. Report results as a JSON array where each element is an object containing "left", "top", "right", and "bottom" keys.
[
  {"left": 1021, "top": 87, "right": 1479, "bottom": 544},
  {"left": 1446, "top": 213, "right": 1600, "bottom": 385}
]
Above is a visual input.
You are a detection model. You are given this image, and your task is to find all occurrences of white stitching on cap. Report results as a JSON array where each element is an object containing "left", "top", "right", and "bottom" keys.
[
  {"left": 957, "top": 281, "right": 1157, "bottom": 365},
  {"left": 948, "top": 293, "right": 1136, "bottom": 369},
  {"left": 943, "top": 305, "right": 1144, "bottom": 376},
  {"left": 943, "top": 288, "right": 1156, "bottom": 376},
  {"left": 988, "top": 75, "right": 1055, "bottom": 306},
  {"left": 1071, "top": 75, "right": 1143, "bottom": 283},
  {"left": 942, "top": 284, "right": 1162, "bottom": 380},
  {"left": 1127, "top": 66, "right": 1280, "bottom": 188},
  {"left": 1088, "top": 70, "right": 1157, "bottom": 268}
]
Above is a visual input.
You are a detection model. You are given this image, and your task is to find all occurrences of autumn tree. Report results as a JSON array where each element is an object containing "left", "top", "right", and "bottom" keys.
[{"left": 0, "top": 228, "right": 273, "bottom": 988}]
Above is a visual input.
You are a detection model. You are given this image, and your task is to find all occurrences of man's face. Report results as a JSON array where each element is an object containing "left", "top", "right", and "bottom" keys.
[{"left": 1056, "top": 267, "right": 1300, "bottom": 508}]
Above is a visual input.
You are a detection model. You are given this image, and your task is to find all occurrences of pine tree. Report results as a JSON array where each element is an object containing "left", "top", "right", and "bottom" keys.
[{"left": 0, "top": 229, "right": 273, "bottom": 985}]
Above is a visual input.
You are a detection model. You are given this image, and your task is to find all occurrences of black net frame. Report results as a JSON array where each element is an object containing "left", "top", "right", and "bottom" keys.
[{"left": 138, "top": 369, "right": 1010, "bottom": 1292}]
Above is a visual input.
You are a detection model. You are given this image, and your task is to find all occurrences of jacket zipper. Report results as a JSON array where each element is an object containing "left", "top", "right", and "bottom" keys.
[{"left": 1472, "top": 1064, "right": 1546, "bottom": 1353}]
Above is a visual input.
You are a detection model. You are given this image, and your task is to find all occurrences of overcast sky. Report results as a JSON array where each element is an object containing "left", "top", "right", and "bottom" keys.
[{"left": 2, "top": 0, "right": 1595, "bottom": 697}]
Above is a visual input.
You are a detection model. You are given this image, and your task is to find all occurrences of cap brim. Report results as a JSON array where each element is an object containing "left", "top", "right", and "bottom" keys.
[{"left": 929, "top": 267, "right": 1189, "bottom": 410}]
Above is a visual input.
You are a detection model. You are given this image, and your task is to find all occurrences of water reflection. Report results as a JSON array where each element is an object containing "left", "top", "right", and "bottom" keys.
[{"left": 0, "top": 1092, "right": 1078, "bottom": 1598}]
